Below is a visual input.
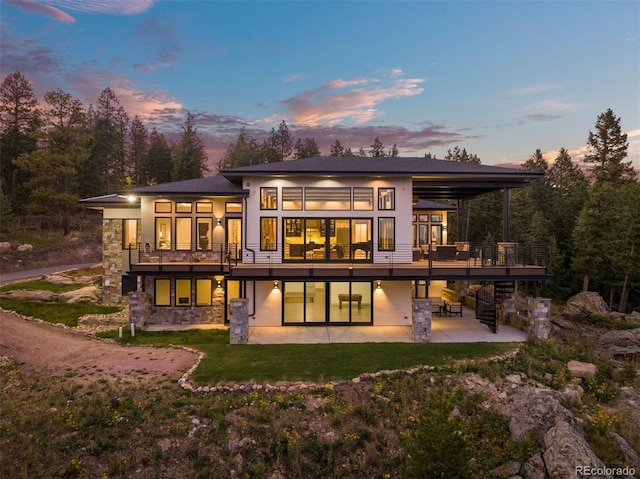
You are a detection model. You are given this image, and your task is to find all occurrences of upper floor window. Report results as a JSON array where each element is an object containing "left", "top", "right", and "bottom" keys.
[
  {"left": 122, "top": 219, "right": 138, "bottom": 249},
  {"left": 260, "top": 217, "right": 277, "bottom": 251},
  {"left": 176, "top": 202, "right": 192, "bottom": 213},
  {"left": 353, "top": 187, "right": 374, "bottom": 210},
  {"left": 378, "top": 188, "right": 395, "bottom": 210},
  {"left": 282, "top": 187, "right": 303, "bottom": 210},
  {"left": 175, "top": 217, "right": 192, "bottom": 250},
  {"left": 155, "top": 201, "right": 172, "bottom": 213},
  {"left": 378, "top": 217, "right": 395, "bottom": 251},
  {"left": 155, "top": 217, "right": 171, "bottom": 250},
  {"left": 196, "top": 202, "right": 212, "bottom": 213},
  {"left": 260, "top": 187, "right": 278, "bottom": 210},
  {"left": 226, "top": 202, "right": 242, "bottom": 213},
  {"left": 305, "top": 187, "right": 351, "bottom": 210}
]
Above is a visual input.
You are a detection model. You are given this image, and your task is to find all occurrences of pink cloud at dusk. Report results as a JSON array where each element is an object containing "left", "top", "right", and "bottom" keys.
[
  {"left": 6, "top": 0, "right": 75, "bottom": 23},
  {"left": 282, "top": 75, "right": 425, "bottom": 127}
]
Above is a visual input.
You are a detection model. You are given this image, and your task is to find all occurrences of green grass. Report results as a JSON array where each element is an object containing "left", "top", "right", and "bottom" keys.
[
  {"left": 0, "top": 298, "right": 122, "bottom": 327},
  {"left": 97, "top": 328, "right": 516, "bottom": 384},
  {"left": 0, "top": 279, "right": 84, "bottom": 293}
]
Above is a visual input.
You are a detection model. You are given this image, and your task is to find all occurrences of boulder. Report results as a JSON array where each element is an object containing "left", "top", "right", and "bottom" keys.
[
  {"left": 543, "top": 421, "right": 608, "bottom": 478},
  {"left": 0, "top": 289, "right": 58, "bottom": 302},
  {"left": 58, "top": 285, "right": 101, "bottom": 304},
  {"left": 500, "top": 387, "right": 575, "bottom": 443},
  {"left": 562, "top": 291, "right": 609, "bottom": 322},
  {"left": 567, "top": 360, "right": 597, "bottom": 379},
  {"left": 16, "top": 244, "right": 33, "bottom": 252},
  {"left": 0, "top": 242, "right": 11, "bottom": 252},
  {"left": 599, "top": 329, "right": 640, "bottom": 359},
  {"left": 43, "top": 273, "right": 77, "bottom": 285}
]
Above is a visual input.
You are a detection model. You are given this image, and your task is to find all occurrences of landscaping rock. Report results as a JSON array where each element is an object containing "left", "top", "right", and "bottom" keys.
[
  {"left": 561, "top": 291, "right": 609, "bottom": 322},
  {"left": 500, "top": 387, "right": 575, "bottom": 443},
  {"left": 542, "top": 421, "right": 608, "bottom": 478},
  {"left": 43, "top": 273, "right": 77, "bottom": 284},
  {"left": 16, "top": 243, "right": 33, "bottom": 252},
  {"left": 567, "top": 360, "right": 597, "bottom": 379},
  {"left": 489, "top": 460, "right": 521, "bottom": 478},
  {"left": 57, "top": 285, "right": 101, "bottom": 304},
  {"left": 0, "top": 242, "right": 11, "bottom": 252},
  {"left": 599, "top": 329, "right": 640, "bottom": 360},
  {"left": 0, "top": 289, "right": 58, "bottom": 302}
]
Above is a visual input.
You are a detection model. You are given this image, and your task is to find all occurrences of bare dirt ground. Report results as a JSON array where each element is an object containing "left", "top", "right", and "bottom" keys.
[{"left": 0, "top": 310, "right": 200, "bottom": 385}]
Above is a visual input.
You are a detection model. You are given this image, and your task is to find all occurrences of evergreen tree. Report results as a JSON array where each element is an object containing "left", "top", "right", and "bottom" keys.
[
  {"left": 583, "top": 108, "right": 635, "bottom": 184},
  {"left": 294, "top": 137, "right": 320, "bottom": 159},
  {"left": 444, "top": 146, "right": 480, "bottom": 164},
  {"left": 217, "top": 128, "right": 261, "bottom": 170},
  {"left": 0, "top": 71, "right": 40, "bottom": 210},
  {"left": 329, "top": 139, "right": 344, "bottom": 156},
  {"left": 387, "top": 143, "right": 399, "bottom": 157},
  {"left": 266, "top": 120, "right": 293, "bottom": 162},
  {"left": 128, "top": 116, "right": 148, "bottom": 186},
  {"left": 145, "top": 128, "right": 173, "bottom": 184},
  {"left": 369, "top": 137, "right": 386, "bottom": 157},
  {"left": 172, "top": 111, "right": 209, "bottom": 180}
]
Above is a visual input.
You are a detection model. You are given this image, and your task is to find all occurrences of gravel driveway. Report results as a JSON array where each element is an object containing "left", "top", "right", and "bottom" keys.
[{"left": 0, "top": 310, "right": 201, "bottom": 385}]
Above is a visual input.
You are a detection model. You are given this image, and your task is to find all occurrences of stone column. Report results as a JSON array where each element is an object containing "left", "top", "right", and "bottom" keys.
[
  {"left": 500, "top": 294, "right": 516, "bottom": 325},
  {"left": 412, "top": 298, "right": 432, "bottom": 343},
  {"left": 102, "top": 219, "right": 123, "bottom": 305},
  {"left": 527, "top": 297, "right": 551, "bottom": 339},
  {"left": 229, "top": 298, "right": 249, "bottom": 345},
  {"left": 129, "top": 291, "right": 151, "bottom": 329}
]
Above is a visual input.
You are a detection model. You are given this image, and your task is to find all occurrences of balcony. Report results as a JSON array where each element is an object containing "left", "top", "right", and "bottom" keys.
[{"left": 128, "top": 242, "right": 549, "bottom": 282}]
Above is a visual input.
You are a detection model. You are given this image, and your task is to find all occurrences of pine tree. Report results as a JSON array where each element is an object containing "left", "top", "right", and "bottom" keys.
[
  {"left": 172, "top": 111, "right": 208, "bottom": 180},
  {"left": 145, "top": 128, "right": 173, "bottom": 184},
  {"left": 369, "top": 137, "right": 386, "bottom": 157},
  {"left": 218, "top": 128, "right": 261, "bottom": 170},
  {"left": 329, "top": 139, "right": 344, "bottom": 157},
  {"left": 294, "top": 137, "right": 320, "bottom": 159}
]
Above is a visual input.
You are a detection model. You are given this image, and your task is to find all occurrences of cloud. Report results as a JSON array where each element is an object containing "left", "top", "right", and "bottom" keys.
[
  {"left": 282, "top": 73, "right": 306, "bottom": 83},
  {"left": 281, "top": 74, "right": 425, "bottom": 127},
  {"left": 6, "top": 0, "right": 75, "bottom": 23},
  {"left": 509, "top": 83, "right": 558, "bottom": 96},
  {"left": 132, "top": 16, "right": 184, "bottom": 72}
]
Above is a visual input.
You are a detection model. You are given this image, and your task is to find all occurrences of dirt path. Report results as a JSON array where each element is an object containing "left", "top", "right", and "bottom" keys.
[{"left": 0, "top": 310, "right": 201, "bottom": 385}]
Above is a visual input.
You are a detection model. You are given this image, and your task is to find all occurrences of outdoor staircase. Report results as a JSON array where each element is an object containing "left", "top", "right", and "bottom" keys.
[{"left": 475, "top": 280, "right": 516, "bottom": 333}]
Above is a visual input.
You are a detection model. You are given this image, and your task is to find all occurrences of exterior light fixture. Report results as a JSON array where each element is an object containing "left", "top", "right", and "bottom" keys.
[
  {"left": 216, "top": 218, "right": 222, "bottom": 226},
  {"left": 273, "top": 281, "right": 279, "bottom": 289},
  {"left": 376, "top": 280, "right": 382, "bottom": 289},
  {"left": 127, "top": 195, "right": 136, "bottom": 203}
]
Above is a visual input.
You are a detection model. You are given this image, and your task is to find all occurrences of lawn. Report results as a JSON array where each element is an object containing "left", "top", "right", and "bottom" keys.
[
  {"left": 98, "top": 327, "right": 517, "bottom": 384},
  {"left": 0, "top": 298, "right": 122, "bottom": 327}
]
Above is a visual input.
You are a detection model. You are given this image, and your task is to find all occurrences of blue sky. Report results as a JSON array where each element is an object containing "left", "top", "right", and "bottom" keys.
[{"left": 2, "top": 0, "right": 639, "bottom": 170}]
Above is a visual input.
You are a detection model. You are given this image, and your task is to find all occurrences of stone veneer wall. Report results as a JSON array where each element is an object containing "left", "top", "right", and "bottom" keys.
[
  {"left": 129, "top": 291, "right": 152, "bottom": 328},
  {"left": 229, "top": 298, "right": 249, "bottom": 344},
  {"left": 132, "top": 276, "right": 226, "bottom": 327},
  {"left": 527, "top": 297, "right": 551, "bottom": 339},
  {"left": 102, "top": 219, "right": 123, "bottom": 305},
  {"left": 412, "top": 298, "right": 432, "bottom": 343}
]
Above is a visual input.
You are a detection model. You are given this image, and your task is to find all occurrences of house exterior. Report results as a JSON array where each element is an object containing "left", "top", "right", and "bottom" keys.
[{"left": 81, "top": 157, "right": 549, "bottom": 342}]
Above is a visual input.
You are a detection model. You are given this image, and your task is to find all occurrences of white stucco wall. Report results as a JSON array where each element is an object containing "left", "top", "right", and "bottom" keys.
[
  {"left": 249, "top": 281, "right": 283, "bottom": 326},
  {"left": 372, "top": 280, "right": 413, "bottom": 326}
]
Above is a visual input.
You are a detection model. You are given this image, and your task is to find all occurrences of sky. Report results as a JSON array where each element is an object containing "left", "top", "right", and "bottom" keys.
[{"left": 2, "top": 0, "right": 639, "bottom": 171}]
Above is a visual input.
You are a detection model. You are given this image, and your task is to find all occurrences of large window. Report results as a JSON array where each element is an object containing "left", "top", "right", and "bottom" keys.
[
  {"left": 155, "top": 217, "right": 171, "bottom": 250},
  {"left": 282, "top": 187, "right": 302, "bottom": 210},
  {"left": 260, "top": 217, "right": 277, "bottom": 250},
  {"left": 378, "top": 217, "right": 395, "bottom": 251},
  {"left": 378, "top": 188, "right": 395, "bottom": 210},
  {"left": 305, "top": 187, "right": 351, "bottom": 210},
  {"left": 176, "top": 279, "right": 191, "bottom": 306},
  {"left": 353, "top": 187, "right": 373, "bottom": 210},
  {"left": 196, "top": 279, "right": 212, "bottom": 306},
  {"left": 155, "top": 279, "right": 171, "bottom": 306},
  {"left": 122, "top": 219, "right": 138, "bottom": 249},
  {"left": 282, "top": 281, "right": 372, "bottom": 325},
  {"left": 260, "top": 187, "right": 278, "bottom": 210},
  {"left": 175, "top": 217, "right": 192, "bottom": 251},
  {"left": 284, "top": 218, "right": 371, "bottom": 261},
  {"left": 196, "top": 218, "right": 212, "bottom": 250}
]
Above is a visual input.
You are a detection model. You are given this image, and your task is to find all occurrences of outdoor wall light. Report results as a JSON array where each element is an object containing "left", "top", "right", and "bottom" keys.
[
  {"left": 127, "top": 195, "right": 136, "bottom": 203},
  {"left": 216, "top": 218, "right": 222, "bottom": 226},
  {"left": 376, "top": 280, "right": 382, "bottom": 289},
  {"left": 273, "top": 281, "right": 279, "bottom": 289}
]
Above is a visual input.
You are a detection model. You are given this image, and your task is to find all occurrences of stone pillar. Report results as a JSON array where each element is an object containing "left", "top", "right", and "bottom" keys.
[
  {"left": 412, "top": 298, "right": 432, "bottom": 343},
  {"left": 527, "top": 297, "right": 551, "bottom": 339},
  {"left": 129, "top": 291, "right": 151, "bottom": 329},
  {"left": 500, "top": 294, "right": 516, "bottom": 325},
  {"left": 102, "top": 218, "right": 123, "bottom": 305},
  {"left": 229, "top": 298, "right": 249, "bottom": 345}
]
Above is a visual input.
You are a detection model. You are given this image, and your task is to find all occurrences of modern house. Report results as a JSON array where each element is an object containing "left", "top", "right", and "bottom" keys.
[{"left": 81, "top": 157, "right": 550, "bottom": 342}]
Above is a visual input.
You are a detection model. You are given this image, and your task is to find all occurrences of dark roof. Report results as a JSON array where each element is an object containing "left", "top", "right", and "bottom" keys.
[
  {"left": 221, "top": 156, "right": 533, "bottom": 177},
  {"left": 124, "top": 175, "right": 246, "bottom": 196},
  {"left": 221, "top": 157, "right": 542, "bottom": 200},
  {"left": 79, "top": 194, "right": 140, "bottom": 208},
  {"left": 413, "top": 199, "right": 456, "bottom": 211}
]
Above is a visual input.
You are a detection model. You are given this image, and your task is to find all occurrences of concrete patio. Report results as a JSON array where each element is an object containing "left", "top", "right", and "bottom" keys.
[{"left": 145, "top": 305, "right": 527, "bottom": 344}]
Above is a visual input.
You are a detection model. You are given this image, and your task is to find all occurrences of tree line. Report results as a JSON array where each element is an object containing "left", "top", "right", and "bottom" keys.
[{"left": 1, "top": 72, "right": 638, "bottom": 311}]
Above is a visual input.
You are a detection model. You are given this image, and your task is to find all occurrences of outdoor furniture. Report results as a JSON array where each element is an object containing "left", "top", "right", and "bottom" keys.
[
  {"left": 435, "top": 245, "right": 457, "bottom": 261},
  {"left": 413, "top": 248, "right": 422, "bottom": 261},
  {"left": 429, "top": 297, "right": 443, "bottom": 316},
  {"left": 445, "top": 302, "right": 462, "bottom": 317},
  {"left": 338, "top": 294, "right": 362, "bottom": 309}
]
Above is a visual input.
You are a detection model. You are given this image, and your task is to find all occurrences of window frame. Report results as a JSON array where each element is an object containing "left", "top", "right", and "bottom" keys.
[
  {"left": 154, "top": 279, "right": 171, "bottom": 306},
  {"left": 260, "top": 217, "right": 278, "bottom": 251},
  {"left": 155, "top": 217, "right": 172, "bottom": 250},
  {"left": 378, "top": 217, "right": 395, "bottom": 251},
  {"left": 155, "top": 201, "right": 172, "bottom": 213},
  {"left": 282, "top": 187, "right": 303, "bottom": 210},
  {"left": 122, "top": 219, "right": 139, "bottom": 250},
  {"left": 260, "top": 187, "right": 278, "bottom": 210},
  {"left": 353, "top": 187, "right": 374, "bottom": 211},
  {"left": 175, "top": 279, "right": 192, "bottom": 306},
  {"left": 195, "top": 279, "right": 213, "bottom": 306},
  {"left": 378, "top": 187, "right": 395, "bottom": 210},
  {"left": 175, "top": 217, "right": 192, "bottom": 251}
]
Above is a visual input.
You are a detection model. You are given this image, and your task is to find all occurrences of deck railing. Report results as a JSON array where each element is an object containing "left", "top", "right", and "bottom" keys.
[{"left": 129, "top": 241, "right": 548, "bottom": 270}]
